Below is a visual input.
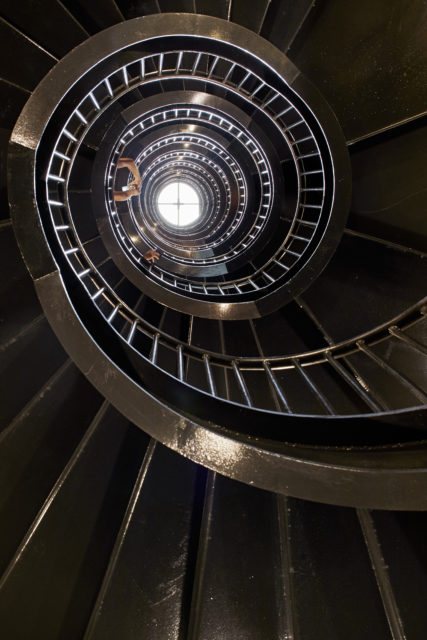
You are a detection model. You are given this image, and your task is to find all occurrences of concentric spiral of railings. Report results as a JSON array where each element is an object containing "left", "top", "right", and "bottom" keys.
[
  {"left": 40, "top": 28, "right": 352, "bottom": 317},
  {"left": 9, "top": 14, "right": 427, "bottom": 508}
]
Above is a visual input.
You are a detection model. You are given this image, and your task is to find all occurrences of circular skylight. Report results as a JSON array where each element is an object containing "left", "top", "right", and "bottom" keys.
[{"left": 157, "top": 181, "right": 200, "bottom": 227}]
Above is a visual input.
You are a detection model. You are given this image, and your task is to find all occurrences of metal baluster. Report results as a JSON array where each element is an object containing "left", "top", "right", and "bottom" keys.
[
  {"left": 357, "top": 341, "right": 427, "bottom": 403},
  {"left": 122, "top": 66, "right": 129, "bottom": 87},
  {"left": 285, "top": 119, "right": 304, "bottom": 131},
  {"left": 232, "top": 361, "right": 252, "bottom": 407},
  {"left": 237, "top": 70, "right": 251, "bottom": 90},
  {"left": 150, "top": 333, "right": 160, "bottom": 364},
  {"left": 263, "top": 362, "right": 290, "bottom": 412},
  {"left": 291, "top": 135, "right": 313, "bottom": 145},
  {"left": 208, "top": 55, "right": 219, "bottom": 78},
  {"left": 224, "top": 62, "right": 236, "bottom": 83},
  {"left": 296, "top": 296, "right": 388, "bottom": 411},
  {"left": 250, "top": 82, "right": 265, "bottom": 98},
  {"left": 158, "top": 53, "right": 164, "bottom": 76},
  {"left": 104, "top": 78, "right": 113, "bottom": 97},
  {"left": 218, "top": 320, "right": 230, "bottom": 400},
  {"left": 176, "top": 51, "right": 183, "bottom": 73},
  {"left": 77, "top": 268, "right": 90, "bottom": 279},
  {"left": 274, "top": 259, "right": 289, "bottom": 271},
  {"left": 127, "top": 320, "right": 137, "bottom": 345},
  {"left": 274, "top": 105, "right": 293, "bottom": 120},
  {"left": 185, "top": 315, "right": 194, "bottom": 380},
  {"left": 91, "top": 287, "right": 105, "bottom": 301},
  {"left": 177, "top": 344, "right": 184, "bottom": 381},
  {"left": 192, "top": 52, "right": 202, "bottom": 75},
  {"left": 388, "top": 325, "right": 427, "bottom": 357},
  {"left": 89, "top": 91, "right": 100, "bottom": 110},
  {"left": 263, "top": 93, "right": 280, "bottom": 108},
  {"left": 63, "top": 129, "right": 77, "bottom": 142},
  {"left": 74, "top": 110, "right": 87, "bottom": 125},
  {"left": 107, "top": 304, "right": 120, "bottom": 323},
  {"left": 249, "top": 320, "right": 280, "bottom": 411},
  {"left": 292, "top": 358, "right": 334, "bottom": 414},
  {"left": 203, "top": 355, "right": 217, "bottom": 396},
  {"left": 325, "top": 352, "right": 381, "bottom": 412},
  {"left": 297, "top": 151, "right": 319, "bottom": 160}
]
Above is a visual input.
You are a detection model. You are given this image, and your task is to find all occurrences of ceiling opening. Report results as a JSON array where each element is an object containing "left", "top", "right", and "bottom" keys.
[{"left": 157, "top": 181, "right": 200, "bottom": 227}]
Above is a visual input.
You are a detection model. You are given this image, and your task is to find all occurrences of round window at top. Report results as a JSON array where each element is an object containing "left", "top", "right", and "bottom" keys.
[{"left": 157, "top": 181, "right": 200, "bottom": 227}]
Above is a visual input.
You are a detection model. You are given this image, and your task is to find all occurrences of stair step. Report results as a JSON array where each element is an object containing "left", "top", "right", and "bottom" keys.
[
  {"left": 345, "top": 344, "right": 427, "bottom": 411},
  {"left": 0, "top": 404, "right": 150, "bottom": 640},
  {"left": 195, "top": 0, "right": 229, "bottom": 20},
  {"left": 0, "top": 0, "right": 88, "bottom": 58},
  {"left": 0, "top": 16, "right": 56, "bottom": 91},
  {"left": 348, "top": 119, "right": 427, "bottom": 254},
  {"left": 188, "top": 472, "right": 285, "bottom": 640},
  {"left": 60, "top": 0, "right": 124, "bottom": 34},
  {"left": 260, "top": 0, "right": 315, "bottom": 53},
  {"left": 288, "top": 498, "right": 394, "bottom": 639},
  {"left": 116, "top": 0, "right": 161, "bottom": 20},
  {"left": 85, "top": 442, "right": 206, "bottom": 640},
  {"left": 158, "top": 0, "right": 194, "bottom": 12},
  {"left": 287, "top": 0, "right": 427, "bottom": 142},
  {"left": 370, "top": 509, "right": 427, "bottom": 640},
  {"left": 0, "top": 318, "right": 68, "bottom": 431},
  {"left": 230, "top": 0, "right": 271, "bottom": 33},
  {"left": 0, "top": 81, "right": 28, "bottom": 133},
  {"left": 0, "top": 361, "right": 102, "bottom": 574},
  {"left": 300, "top": 233, "right": 427, "bottom": 342},
  {"left": 0, "top": 223, "right": 42, "bottom": 344}
]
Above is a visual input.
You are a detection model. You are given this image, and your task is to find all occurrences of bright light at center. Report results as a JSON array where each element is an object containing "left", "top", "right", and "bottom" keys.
[{"left": 157, "top": 181, "right": 200, "bottom": 227}]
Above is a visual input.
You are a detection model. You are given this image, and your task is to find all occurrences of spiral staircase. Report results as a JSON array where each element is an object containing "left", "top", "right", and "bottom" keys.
[{"left": 0, "top": 1, "right": 426, "bottom": 638}]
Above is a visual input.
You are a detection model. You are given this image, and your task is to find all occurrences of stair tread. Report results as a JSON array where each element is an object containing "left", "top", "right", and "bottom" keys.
[
  {"left": 0, "top": 319, "right": 68, "bottom": 431},
  {"left": 116, "top": 0, "right": 161, "bottom": 20},
  {"left": 0, "top": 0, "right": 88, "bottom": 58},
  {"left": 287, "top": 0, "right": 427, "bottom": 142},
  {"left": 300, "top": 233, "right": 427, "bottom": 342},
  {"left": 60, "top": 0, "right": 124, "bottom": 34},
  {"left": 230, "top": 0, "right": 271, "bottom": 33},
  {"left": 0, "top": 17, "right": 56, "bottom": 91},
  {"left": 0, "top": 362, "right": 103, "bottom": 575},
  {"left": 371, "top": 510, "right": 427, "bottom": 640},
  {"left": 85, "top": 442, "right": 204, "bottom": 640},
  {"left": 288, "top": 499, "right": 393, "bottom": 640},
  {"left": 195, "top": 0, "right": 229, "bottom": 20},
  {"left": 188, "top": 473, "right": 284, "bottom": 640},
  {"left": 348, "top": 119, "right": 427, "bottom": 254},
  {"left": 0, "top": 224, "right": 42, "bottom": 343},
  {"left": 260, "top": 0, "right": 314, "bottom": 53},
  {"left": 0, "top": 405, "right": 149, "bottom": 640}
]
